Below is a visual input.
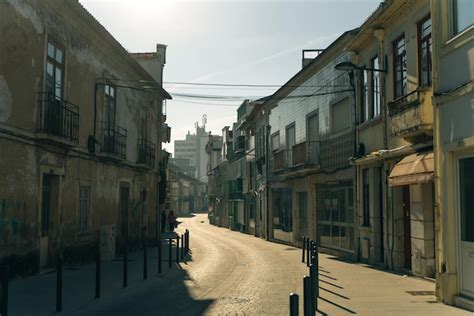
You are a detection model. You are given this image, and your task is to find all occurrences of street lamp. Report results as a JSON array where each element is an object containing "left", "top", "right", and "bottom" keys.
[{"left": 335, "top": 61, "right": 387, "bottom": 73}]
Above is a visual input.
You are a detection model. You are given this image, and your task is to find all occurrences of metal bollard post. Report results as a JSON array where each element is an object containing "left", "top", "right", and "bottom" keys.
[
  {"left": 186, "top": 229, "right": 190, "bottom": 253},
  {"left": 303, "top": 275, "right": 311, "bottom": 316},
  {"left": 181, "top": 234, "right": 185, "bottom": 260},
  {"left": 313, "top": 244, "right": 319, "bottom": 299},
  {"left": 143, "top": 239, "right": 148, "bottom": 280},
  {"left": 95, "top": 249, "right": 101, "bottom": 298},
  {"left": 306, "top": 239, "right": 310, "bottom": 267},
  {"left": 158, "top": 237, "right": 162, "bottom": 274},
  {"left": 289, "top": 293, "right": 299, "bottom": 316},
  {"left": 310, "top": 262, "right": 317, "bottom": 315},
  {"left": 0, "top": 264, "right": 9, "bottom": 316},
  {"left": 301, "top": 236, "right": 306, "bottom": 263},
  {"left": 176, "top": 235, "right": 180, "bottom": 264},
  {"left": 56, "top": 255, "right": 63, "bottom": 312},
  {"left": 168, "top": 238, "right": 172, "bottom": 268},
  {"left": 123, "top": 248, "right": 128, "bottom": 288}
]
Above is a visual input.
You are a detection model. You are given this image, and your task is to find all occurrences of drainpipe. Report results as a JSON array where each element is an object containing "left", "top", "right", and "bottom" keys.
[
  {"left": 374, "top": 28, "right": 393, "bottom": 269},
  {"left": 265, "top": 120, "right": 271, "bottom": 241}
]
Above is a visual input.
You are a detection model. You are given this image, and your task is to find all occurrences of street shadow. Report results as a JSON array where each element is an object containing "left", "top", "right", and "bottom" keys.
[
  {"left": 8, "top": 241, "right": 213, "bottom": 316},
  {"left": 319, "top": 296, "right": 357, "bottom": 314},
  {"left": 319, "top": 279, "right": 344, "bottom": 289}
]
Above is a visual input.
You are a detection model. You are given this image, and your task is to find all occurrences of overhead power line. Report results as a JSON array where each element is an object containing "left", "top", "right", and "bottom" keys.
[{"left": 164, "top": 81, "right": 351, "bottom": 88}]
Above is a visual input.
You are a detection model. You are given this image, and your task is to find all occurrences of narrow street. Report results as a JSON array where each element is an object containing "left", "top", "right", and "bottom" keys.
[{"left": 8, "top": 213, "right": 465, "bottom": 315}]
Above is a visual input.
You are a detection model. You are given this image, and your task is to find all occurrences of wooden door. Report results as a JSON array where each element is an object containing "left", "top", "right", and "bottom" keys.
[{"left": 402, "top": 186, "right": 411, "bottom": 270}]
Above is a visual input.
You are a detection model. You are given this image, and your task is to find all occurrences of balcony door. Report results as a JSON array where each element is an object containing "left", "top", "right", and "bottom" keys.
[
  {"left": 286, "top": 124, "right": 295, "bottom": 167},
  {"left": 457, "top": 155, "right": 474, "bottom": 297},
  {"left": 307, "top": 113, "right": 319, "bottom": 163}
]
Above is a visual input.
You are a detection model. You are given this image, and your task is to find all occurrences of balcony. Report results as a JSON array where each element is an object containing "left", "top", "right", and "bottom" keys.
[
  {"left": 228, "top": 177, "right": 243, "bottom": 200},
  {"left": 235, "top": 135, "right": 246, "bottom": 153},
  {"left": 388, "top": 88, "right": 433, "bottom": 143},
  {"left": 100, "top": 122, "right": 127, "bottom": 159},
  {"left": 37, "top": 92, "right": 79, "bottom": 145},
  {"left": 272, "top": 149, "right": 287, "bottom": 172},
  {"left": 319, "top": 132, "right": 354, "bottom": 171},
  {"left": 292, "top": 141, "right": 320, "bottom": 167},
  {"left": 137, "top": 138, "right": 156, "bottom": 168}
]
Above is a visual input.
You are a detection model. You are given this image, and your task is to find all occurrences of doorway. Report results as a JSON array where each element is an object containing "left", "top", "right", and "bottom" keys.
[
  {"left": 402, "top": 186, "right": 412, "bottom": 270},
  {"left": 119, "top": 184, "right": 130, "bottom": 254},
  {"left": 458, "top": 156, "right": 474, "bottom": 297},
  {"left": 39, "top": 174, "right": 59, "bottom": 268}
]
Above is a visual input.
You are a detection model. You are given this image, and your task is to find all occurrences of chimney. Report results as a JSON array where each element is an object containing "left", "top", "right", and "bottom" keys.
[{"left": 156, "top": 43, "right": 167, "bottom": 65}]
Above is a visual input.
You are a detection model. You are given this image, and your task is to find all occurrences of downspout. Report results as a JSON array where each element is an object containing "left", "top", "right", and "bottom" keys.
[
  {"left": 265, "top": 119, "right": 271, "bottom": 241},
  {"left": 374, "top": 28, "right": 393, "bottom": 269}
]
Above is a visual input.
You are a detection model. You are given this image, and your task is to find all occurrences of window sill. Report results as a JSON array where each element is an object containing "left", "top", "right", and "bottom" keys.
[
  {"left": 357, "top": 116, "right": 382, "bottom": 132},
  {"left": 442, "top": 25, "right": 474, "bottom": 57}
]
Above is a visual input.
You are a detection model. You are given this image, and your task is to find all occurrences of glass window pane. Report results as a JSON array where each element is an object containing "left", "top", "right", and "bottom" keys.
[
  {"left": 455, "top": 0, "right": 474, "bottom": 34},
  {"left": 56, "top": 48, "right": 63, "bottom": 64},
  {"left": 460, "top": 157, "right": 474, "bottom": 242},
  {"left": 47, "top": 42, "right": 54, "bottom": 58}
]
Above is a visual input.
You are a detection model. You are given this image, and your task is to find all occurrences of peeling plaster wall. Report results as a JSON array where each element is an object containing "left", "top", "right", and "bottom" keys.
[{"left": 0, "top": 0, "right": 163, "bottom": 270}]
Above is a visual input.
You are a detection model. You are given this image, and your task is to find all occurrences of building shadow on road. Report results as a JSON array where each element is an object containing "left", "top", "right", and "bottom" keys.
[{"left": 8, "top": 242, "right": 214, "bottom": 316}]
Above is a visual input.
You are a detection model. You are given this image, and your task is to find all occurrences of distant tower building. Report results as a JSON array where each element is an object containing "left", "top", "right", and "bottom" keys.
[{"left": 174, "top": 115, "right": 213, "bottom": 183}]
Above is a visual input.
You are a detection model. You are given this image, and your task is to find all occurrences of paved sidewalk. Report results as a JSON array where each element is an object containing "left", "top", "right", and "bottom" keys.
[{"left": 7, "top": 235, "right": 188, "bottom": 316}]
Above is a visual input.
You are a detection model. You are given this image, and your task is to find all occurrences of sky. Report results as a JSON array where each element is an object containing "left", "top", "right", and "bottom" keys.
[{"left": 79, "top": 0, "right": 380, "bottom": 155}]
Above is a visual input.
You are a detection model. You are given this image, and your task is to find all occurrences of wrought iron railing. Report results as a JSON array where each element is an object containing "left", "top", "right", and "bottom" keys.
[
  {"left": 388, "top": 89, "right": 421, "bottom": 116},
  {"left": 101, "top": 121, "right": 127, "bottom": 158},
  {"left": 137, "top": 138, "right": 156, "bottom": 168},
  {"left": 37, "top": 92, "right": 79, "bottom": 142},
  {"left": 272, "top": 149, "right": 287, "bottom": 172},
  {"left": 319, "top": 132, "right": 354, "bottom": 171},
  {"left": 292, "top": 141, "right": 320, "bottom": 166}
]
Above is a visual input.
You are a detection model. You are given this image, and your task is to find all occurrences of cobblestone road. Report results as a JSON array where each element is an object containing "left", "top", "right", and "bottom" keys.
[{"left": 10, "top": 213, "right": 469, "bottom": 315}]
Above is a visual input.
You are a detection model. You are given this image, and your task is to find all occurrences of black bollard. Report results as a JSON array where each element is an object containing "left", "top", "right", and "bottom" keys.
[
  {"left": 181, "top": 234, "right": 185, "bottom": 260},
  {"left": 313, "top": 244, "right": 319, "bottom": 299},
  {"left": 176, "top": 235, "right": 180, "bottom": 264},
  {"left": 306, "top": 239, "right": 310, "bottom": 267},
  {"left": 143, "top": 239, "right": 148, "bottom": 280},
  {"left": 186, "top": 229, "right": 190, "bottom": 253},
  {"left": 95, "top": 249, "right": 101, "bottom": 299},
  {"left": 158, "top": 237, "right": 162, "bottom": 274},
  {"left": 303, "top": 276, "right": 311, "bottom": 316},
  {"left": 302, "top": 236, "right": 306, "bottom": 263},
  {"left": 310, "top": 262, "right": 317, "bottom": 315},
  {"left": 56, "top": 256, "right": 63, "bottom": 312},
  {"left": 123, "top": 249, "right": 128, "bottom": 288},
  {"left": 0, "top": 265, "right": 9, "bottom": 316},
  {"left": 168, "top": 238, "right": 172, "bottom": 268},
  {"left": 289, "top": 293, "right": 299, "bottom": 316}
]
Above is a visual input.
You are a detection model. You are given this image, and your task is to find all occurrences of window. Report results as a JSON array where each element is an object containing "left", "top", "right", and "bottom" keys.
[
  {"left": 453, "top": 0, "right": 474, "bottom": 35},
  {"left": 104, "top": 84, "right": 116, "bottom": 126},
  {"left": 418, "top": 16, "right": 432, "bottom": 87},
  {"left": 331, "top": 97, "right": 351, "bottom": 132},
  {"left": 45, "top": 41, "right": 64, "bottom": 98},
  {"left": 371, "top": 56, "right": 381, "bottom": 117},
  {"left": 79, "top": 186, "right": 91, "bottom": 233},
  {"left": 140, "top": 107, "right": 148, "bottom": 140},
  {"left": 362, "top": 169, "right": 370, "bottom": 226},
  {"left": 299, "top": 192, "right": 308, "bottom": 238},
  {"left": 271, "top": 133, "right": 280, "bottom": 152},
  {"left": 393, "top": 36, "right": 407, "bottom": 98},
  {"left": 286, "top": 124, "right": 295, "bottom": 166},
  {"left": 361, "top": 69, "right": 369, "bottom": 122}
]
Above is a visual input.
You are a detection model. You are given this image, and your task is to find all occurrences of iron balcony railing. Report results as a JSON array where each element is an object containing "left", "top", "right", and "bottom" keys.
[
  {"left": 101, "top": 121, "right": 127, "bottom": 158},
  {"left": 388, "top": 89, "right": 421, "bottom": 116},
  {"left": 37, "top": 92, "right": 79, "bottom": 142},
  {"left": 272, "top": 149, "right": 288, "bottom": 172},
  {"left": 292, "top": 141, "right": 320, "bottom": 166},
  {"left": 137, "top": 138, "right": 156, "bottom": 168}
]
